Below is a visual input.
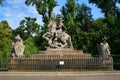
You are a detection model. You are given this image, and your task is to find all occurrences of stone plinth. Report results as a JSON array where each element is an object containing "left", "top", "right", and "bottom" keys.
[
  {"left": 39, "top": 50, "right": 84, "bottom": 54},
  {"left": 8, "top": 51, "right": 113, "bottom": 71},
  {"left": 30, "top": 53, "right": 91, "bottom": 59}
]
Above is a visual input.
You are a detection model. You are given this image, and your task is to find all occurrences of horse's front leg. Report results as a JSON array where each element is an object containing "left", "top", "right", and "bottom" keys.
[{"left": 42, "top": 32, "right": 50, "bottom": 41}]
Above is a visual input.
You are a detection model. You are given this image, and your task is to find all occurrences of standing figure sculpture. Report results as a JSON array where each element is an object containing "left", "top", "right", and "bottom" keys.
[
  {"left": 100, "top": 37, "right": 111, "bottom": 57},
  {"left": 97, "top": 37, "right": 111, "bottom": 57},
  {"left": 11, "top": 34, "right": 25, "bottom": 58}
]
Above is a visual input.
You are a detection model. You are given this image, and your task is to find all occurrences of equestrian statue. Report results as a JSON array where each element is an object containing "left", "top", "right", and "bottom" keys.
[{"left": 42, "top": 16, "right": 73, "bottom": 50}]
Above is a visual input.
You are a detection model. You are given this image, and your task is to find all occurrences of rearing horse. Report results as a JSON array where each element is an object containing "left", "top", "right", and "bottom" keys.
[
  {"left": 42, "top": 20, "right": 73, "bottom": 49},
  {"left": 42, "top": 20, "right": 63, "bottom": 48}
]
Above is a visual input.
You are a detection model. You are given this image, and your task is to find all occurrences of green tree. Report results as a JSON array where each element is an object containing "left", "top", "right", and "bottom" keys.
[
  {"left": 13, "top": 17, "right": 41, "bottom": 40},
  {"left": 108, "top": 11, "right": 120, "bottom": 55},
  {"left": 0, "top": 21, "right": 12, "bottom": 57},
  {"left": 61, "top": 1, "right": 95, "bottom": 53},
  {"left": 0, "top": 0, "right": 4, "bottom": 5},
  {"left": 75, "top": 3, "right": 95, "bottom": 53},
  {"left": 89, "top": 0, "right": 120, "bottom": 18},
  {"left": 61, "top": 0, "right": 78, "bottom": 49},
  {"left": 34, "top": 32, "right": 46, "bottom": 50},
  {"left": 25, "top": 0, "right": 58, "bottom": 24},
  {"left": 76, "top": 3, "right": 93, "bottom": 32},
  {"left": 24, "top": 37, "right": 39, "bottom": 57},
  {"left": 61, "top": 0, "right": 77, "bottom": 22}
]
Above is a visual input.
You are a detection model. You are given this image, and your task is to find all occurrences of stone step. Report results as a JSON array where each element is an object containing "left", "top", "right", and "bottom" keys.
[
  {"left": 30, "top": 53, "right": 92, "bottom": 59},
  {"left": 39, "top": 50, "right": 84, "bottom": 54}
]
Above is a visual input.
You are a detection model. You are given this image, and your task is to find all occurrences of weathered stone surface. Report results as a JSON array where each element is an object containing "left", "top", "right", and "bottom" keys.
[
  {"left": 42, "top": 16, "right": 73, "bottom": 50},
  {"left": 43, "top": 50, "right": 83, "bottom": 54},
  {"left": 11, "top": 34, "right": 25, "bottom": 58},
  {"left": 97, "top": 37, "right": 111, "bottom": 57},
  {"left": 8, "top": 53, "right": 113, "bottom": 71},
  {"left": 30, "top": 52, "right": 91, "bottom": 59}
]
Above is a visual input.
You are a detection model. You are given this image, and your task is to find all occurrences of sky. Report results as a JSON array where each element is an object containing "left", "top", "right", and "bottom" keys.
[{"left": 0, "top": 0, "right": 104, "bottom": 29}]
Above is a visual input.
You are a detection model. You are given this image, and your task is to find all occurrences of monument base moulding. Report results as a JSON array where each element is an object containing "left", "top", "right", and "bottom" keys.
[{"left": 8, "top": 50, "right": 113, "bottom": 71}]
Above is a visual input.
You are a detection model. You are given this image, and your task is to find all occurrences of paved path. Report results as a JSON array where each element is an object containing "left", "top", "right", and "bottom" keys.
[
  {"left": 0, "top": 75, "right": 120, "bottom": 80},
  {"left": 0, "top": 71, "right": 120, "bottom": 80},
  {"left": 0, "top": 71, "right": 120, "bottom": 76}
]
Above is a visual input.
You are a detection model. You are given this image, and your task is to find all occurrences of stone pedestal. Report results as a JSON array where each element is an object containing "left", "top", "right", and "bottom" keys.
[
  {"left": 38, "top": 50, "right": 83, "bottom": 54},
  {"left": 8, "top": 50, "right": 113, "bottom": 71}
]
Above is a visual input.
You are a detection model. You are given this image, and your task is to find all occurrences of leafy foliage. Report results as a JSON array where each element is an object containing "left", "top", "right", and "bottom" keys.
[
  {"left": 0, "top": 0, "right": 4, "bottom": 5},
  {"left": 89, "top": 0, "right": 120, "bottom": 18},
  {"left": 13, "top": 17, "right": 41, "bottom": 40},
  {"left": 61, "top": 0, "right": 77, "bottom": 49},
  {"left": 25, "top": 0, "right": 58, "bottom": 24},
  {"left": 61, "top": 1, "right": 96, "bottom": 53},
  {"left": 0, "top": 21, "right": 12, "bottom": 57},
  {"left": 24, "top": 37, "right": 39, "bottom": 57},
  {"left": 0, "top": 0, "right": 120, "bottom": 57}
]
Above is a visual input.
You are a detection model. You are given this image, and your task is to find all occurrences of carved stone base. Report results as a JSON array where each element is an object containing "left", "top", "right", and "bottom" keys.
[
  {"left": 46, "top": 47, "right": 74, "bottom": 51},
  {"left": 8, "top": 51, "right": 113, "bottom": 71},
  {"left": 38, "top": 50, "right": 84, "bottom": 54}
]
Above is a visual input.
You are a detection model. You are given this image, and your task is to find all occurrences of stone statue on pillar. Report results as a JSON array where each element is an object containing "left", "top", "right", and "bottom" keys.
[
  {"left": 97, "top": 37, "right": 111, "bottom": 57},
  {"left": 11, "top": 34, "right": 25, "bottom": 58}
]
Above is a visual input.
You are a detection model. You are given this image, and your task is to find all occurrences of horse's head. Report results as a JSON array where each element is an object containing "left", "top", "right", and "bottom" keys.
[
  {"left": 48, "top": 20, "right": 56, "bottom": 27},
  {"left": 48, "top": 20, "right": 57, "bottom": 32}
]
